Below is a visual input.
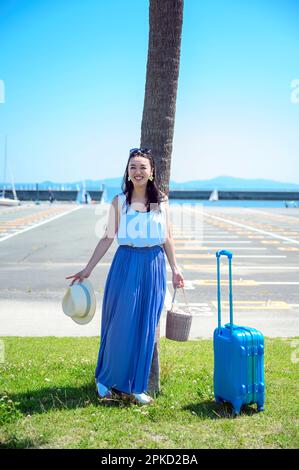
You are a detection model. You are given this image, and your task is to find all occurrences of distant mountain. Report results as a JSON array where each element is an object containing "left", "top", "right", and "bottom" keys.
[
  {"left": 169, "top": 176, "right": 299, "bottom": 191},
  {"left": 10, "top": 175, "right": 299, "bottom": 191}
]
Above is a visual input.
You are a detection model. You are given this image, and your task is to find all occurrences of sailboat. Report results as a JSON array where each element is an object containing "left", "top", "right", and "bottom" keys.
[
  {"left": 76, "top": 180, "right": 91, "bottom": 204},
  {"left": 209, "top": 188, "right": 219, "bottom": 202},
  {"left": 0, "top": 136, "right": 20, "bottom": 206}
]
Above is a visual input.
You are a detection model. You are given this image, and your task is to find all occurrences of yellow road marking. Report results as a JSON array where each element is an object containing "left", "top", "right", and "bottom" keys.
[
  {"left": 176, "top": 253, "right": 213, "bottom": 259},
  {"left": 247, "top": 235, "right": 265, "bottom": 239},
  {"left": 181, "top": 264, "right": 299, "bottom": 270},
  {"left": 197, "top": 209, "right": 299, "bottom": 245},
  {"left": 174, "top": 238, "right": 204, "bottom": 242},
  {"left": 175, "top": 246, "right": 214, "bottom": 250},
  {"left": 0, "top": 206, "right": 82, "bottom": 243},
  {"left": 191, "top": 279, "right": 299, "bottom": 286},
  {"left": 0, "top": 207, "right": 69, "bottom": 224},
  {"left": 278, "top": 247, "right": 299, "bottom": 251},
  {"left": 194, "top": 279, "right": 258, "bottom": 286},
  {"left": 0, "top": 208, "right": 69, "bottom": 229},
  {"left": 175, "top": 245, "right": 267, "bottom": 251},
  {"left": 244, "top": 208, "right": 299, "bottom": 225},
  {"left": 176, "top": 253, "right": 286, "bottom": 259}
]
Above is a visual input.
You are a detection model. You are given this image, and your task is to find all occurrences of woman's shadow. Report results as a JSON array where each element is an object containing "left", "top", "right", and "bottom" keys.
[
  {"left": 6, "top": 381, "right": 136, "bottom": 419},
  {"left": 5, "top": 382, "right": 260, "bottom": 421}
]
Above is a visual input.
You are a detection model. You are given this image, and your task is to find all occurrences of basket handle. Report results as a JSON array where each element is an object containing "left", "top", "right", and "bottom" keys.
[{"left": 170, "top": 286, "right": 192, "bottom": 315}]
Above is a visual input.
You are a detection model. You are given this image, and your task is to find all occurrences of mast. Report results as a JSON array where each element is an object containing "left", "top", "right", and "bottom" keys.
[{"left": 2, "top": 135, "right": 7, "bottom": 197}]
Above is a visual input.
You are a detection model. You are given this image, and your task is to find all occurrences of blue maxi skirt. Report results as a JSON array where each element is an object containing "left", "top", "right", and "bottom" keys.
[{"left": 95, "top": 244, "right": 167, "bottom": 394}]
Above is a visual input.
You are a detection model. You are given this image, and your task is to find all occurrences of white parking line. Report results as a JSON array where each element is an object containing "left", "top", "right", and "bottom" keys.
[
  {"left": 200, "top": 241, "right": 252, "bottom": 244},
  {"left": 245, "top": 208, "right": 299, "bottom": 224},
  {"left": 186, "top": 279, "right": 299, "bottom": 286},
  {"left": 176, "top": 254, "right": 286, "bottom": 258},
  {"left": 174, "top": 234, "right": 241, "bottom": 238},
  {"left": 175, "top": 246, "right": 267, "bottom": 250},
  {"left": 198, "top": 210, "right": 299, "bottom": 245},
  {"left": 0, "top": 261, "right": 112, "bottom": 267},
  {"left": 181, "top": 264, "right": 299, "bottom": 270},
  {"left": 0, "top": 206, "right": 82, "bottom": 243}
]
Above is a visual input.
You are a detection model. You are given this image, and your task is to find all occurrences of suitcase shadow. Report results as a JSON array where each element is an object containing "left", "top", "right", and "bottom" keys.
[{"left": 184, "top": 400, "right": 259, "bottom": 419}]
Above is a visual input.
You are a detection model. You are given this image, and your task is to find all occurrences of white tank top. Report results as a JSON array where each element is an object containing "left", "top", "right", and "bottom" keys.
[{"left": 116, "top": 193, "right": 167, "bottom": 247}]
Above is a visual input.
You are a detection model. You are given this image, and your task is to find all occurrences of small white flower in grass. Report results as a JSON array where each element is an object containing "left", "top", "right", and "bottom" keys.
[{"left": 45, "top": 378, "right": 51, "bottom": 382}]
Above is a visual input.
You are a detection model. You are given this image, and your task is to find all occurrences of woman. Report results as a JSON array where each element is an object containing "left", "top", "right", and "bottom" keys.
[{"left": 66, "top": 148, "right": 184, "bottom": 405}]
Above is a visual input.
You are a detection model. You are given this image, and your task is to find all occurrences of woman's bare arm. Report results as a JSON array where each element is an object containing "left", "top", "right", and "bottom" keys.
[
  {"left": 162, "top": 196, "right": 184, "bottom": 288},
  {"left": 85, "top": 195, "right": 119, "bottom": 272},
  {"left": 66, "top": 195, "right": 120, "bottom": 285}
]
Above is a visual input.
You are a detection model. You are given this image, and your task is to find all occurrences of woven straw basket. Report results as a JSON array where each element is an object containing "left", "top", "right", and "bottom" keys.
[{"left": 166, "top": 287, "right": 192, "bottom": 342}]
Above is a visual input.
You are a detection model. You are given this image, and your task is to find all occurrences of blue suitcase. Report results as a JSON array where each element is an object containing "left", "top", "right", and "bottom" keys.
[{"left": 213, "top": 250, "right": 265, "bottom": 415}]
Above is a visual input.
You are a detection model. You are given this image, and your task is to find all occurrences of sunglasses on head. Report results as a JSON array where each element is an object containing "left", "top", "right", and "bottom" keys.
[{"left": 129, "top": 147, "right": 152, "bottom": 157}]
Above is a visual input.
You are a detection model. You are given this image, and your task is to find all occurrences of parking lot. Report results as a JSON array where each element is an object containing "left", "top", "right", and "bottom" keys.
[{"left": 0, "top": 202, "right": 298, "bottom": 338}]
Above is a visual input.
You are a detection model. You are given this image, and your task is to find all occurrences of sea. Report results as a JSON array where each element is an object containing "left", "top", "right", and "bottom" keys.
[{"left": 102, "top": 186, "right": 298, "bottom": 208}]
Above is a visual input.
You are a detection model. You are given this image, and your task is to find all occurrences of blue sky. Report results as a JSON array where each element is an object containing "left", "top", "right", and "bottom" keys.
[{"left": 0, "top": 0, "right": 298, "bottom": 185}]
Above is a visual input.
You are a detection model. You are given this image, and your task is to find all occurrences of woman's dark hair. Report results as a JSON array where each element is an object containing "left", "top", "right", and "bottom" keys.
[{"left": 121, "top": 150, "right": 167, "bottom": 213}]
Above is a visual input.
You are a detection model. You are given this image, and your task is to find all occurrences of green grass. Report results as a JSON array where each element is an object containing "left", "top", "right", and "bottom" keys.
[{"left": 0, "top": 336, "right": 298, "bottom": 449}]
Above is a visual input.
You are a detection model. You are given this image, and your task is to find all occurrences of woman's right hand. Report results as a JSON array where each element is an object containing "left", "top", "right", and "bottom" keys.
[{"left": 65, "top": 267, "right": 92, "bottom": 286}]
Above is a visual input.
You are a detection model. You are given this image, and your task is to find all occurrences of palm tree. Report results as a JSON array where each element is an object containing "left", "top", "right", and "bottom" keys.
[{"left": 140, "top": 0, "right": 184, "bottom": 394}]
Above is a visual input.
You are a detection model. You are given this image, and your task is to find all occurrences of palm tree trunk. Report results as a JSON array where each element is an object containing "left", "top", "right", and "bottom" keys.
[{"left": 141, "top": 0, "right": 184, "bottom": 395}]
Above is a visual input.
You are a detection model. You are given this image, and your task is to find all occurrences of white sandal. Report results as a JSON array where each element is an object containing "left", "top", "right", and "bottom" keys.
[{"left": 132, "top": 393, "right": 153, "bottom": 405}]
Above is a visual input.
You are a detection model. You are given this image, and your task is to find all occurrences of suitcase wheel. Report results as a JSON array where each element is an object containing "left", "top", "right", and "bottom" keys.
[{"left": 232, "top": 400, "right": 242, "bottom": 416}]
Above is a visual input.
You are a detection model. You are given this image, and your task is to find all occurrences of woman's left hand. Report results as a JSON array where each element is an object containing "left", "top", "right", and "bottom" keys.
[{"left": 172, "top": 269, "right": 184, "bottom": 289}]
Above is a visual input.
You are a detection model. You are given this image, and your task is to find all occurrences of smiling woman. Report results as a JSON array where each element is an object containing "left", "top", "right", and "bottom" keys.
[
  {"left": 66, "top": 147, "right": 184, "bottom": 406},
  {"left": 121, "top": 147, "right": 165, "bottom": 212},
  {"left": 129, "top": 157, "right": 150, "bottom": 187}
]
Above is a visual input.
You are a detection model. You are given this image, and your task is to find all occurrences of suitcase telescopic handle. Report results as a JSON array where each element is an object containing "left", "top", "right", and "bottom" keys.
[
  {"left": 216, "top": 250, "right": 234, "bottom": 333},
  {"left": 216, "top": 249, "right": 233, "bottom": 259}
]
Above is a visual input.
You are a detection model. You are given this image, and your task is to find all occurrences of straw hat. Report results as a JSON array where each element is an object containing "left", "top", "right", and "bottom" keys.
[{"left": 62, "top": 279, "right": 96, "bottom": 325}]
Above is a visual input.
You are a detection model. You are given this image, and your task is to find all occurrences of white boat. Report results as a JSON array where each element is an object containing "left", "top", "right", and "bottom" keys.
[
  {"left": 284, "top": 200, "right": 297, "bottom": 208},
  {"left": 209, "top": 188, "right": 219, "bottom": 202},
  {"left": 0, "top": 136, "right": 20, "bottom": 206},
  {"left": 0, "top": 196, "right": 20, "bottom": 206},
  {"left": 76, "top": 180, "right": 91, "bottom": 204}
]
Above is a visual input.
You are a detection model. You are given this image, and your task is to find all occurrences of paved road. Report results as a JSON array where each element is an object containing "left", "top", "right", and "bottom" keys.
[{"left": 0, "top": 202, "right": 299, "bottom": 338}]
